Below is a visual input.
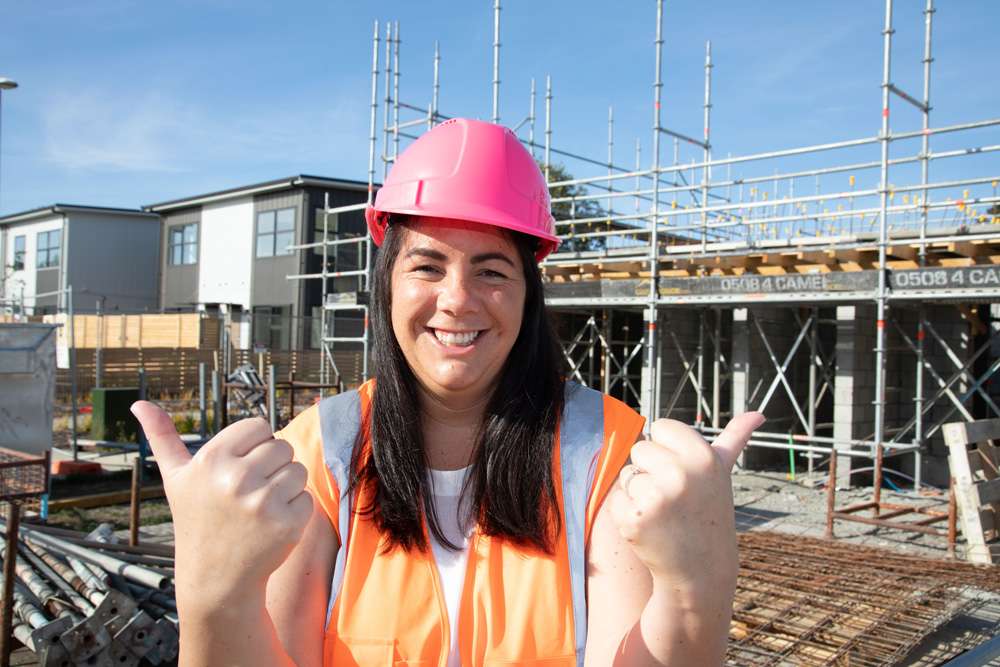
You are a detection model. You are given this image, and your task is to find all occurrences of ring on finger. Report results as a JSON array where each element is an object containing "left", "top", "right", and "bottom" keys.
[{"left": 619, "top": 464, "right": 645, "bottom": 493}]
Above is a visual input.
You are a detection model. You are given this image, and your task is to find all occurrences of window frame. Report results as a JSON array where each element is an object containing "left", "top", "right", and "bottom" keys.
[
  {"left": 256, "top": 207, "right": 297, "bottom": 258},
  {"left": 167, "top": 223, "right": 198, "bottom": 266},
  {"left": 12, "top": 235, "right": 25, "bottom": 271},
  {"left": 36, "top": 230, "right": 61, "bottom": 269}
]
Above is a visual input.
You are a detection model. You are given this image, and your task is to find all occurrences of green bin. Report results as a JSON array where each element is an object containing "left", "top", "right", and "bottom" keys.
[{"left": 90, "top": 388, "right": 140, "bottom": 442}]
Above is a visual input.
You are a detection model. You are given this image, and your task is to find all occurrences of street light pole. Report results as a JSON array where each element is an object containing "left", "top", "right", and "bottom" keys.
[{"left": 0, "top": 78, "right": 18, "bottom": 215}]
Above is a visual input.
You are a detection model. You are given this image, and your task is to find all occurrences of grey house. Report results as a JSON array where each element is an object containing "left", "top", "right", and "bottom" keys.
[
  {"left": 145, "top": 175, "right": 370, "bottom": 350},
  {"left": 0, "top": 204, "right": 161, "bottom": 315}
]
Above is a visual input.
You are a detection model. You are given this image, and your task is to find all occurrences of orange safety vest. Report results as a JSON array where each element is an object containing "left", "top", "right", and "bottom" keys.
[{"left": 280, "top": 380, "right": 644, "bottom": 666}]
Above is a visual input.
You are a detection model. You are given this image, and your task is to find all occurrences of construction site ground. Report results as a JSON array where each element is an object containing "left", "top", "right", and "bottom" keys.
[{"left": 34, "top": 460, "right": 1000, "bottom": 666}]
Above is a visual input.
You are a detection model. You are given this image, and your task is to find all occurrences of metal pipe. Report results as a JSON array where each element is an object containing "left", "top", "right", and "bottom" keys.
[
  {"left": 635, "top": 138, "right": 642, "bottom": 214},
  {"left": 914, "top": 0, "right": 934, "bottom": 491},
  {"left": 642, "top": 0, "right": 664, "bottom": 421},
  {"left": 432, "top": 41, "right": 440, "bottom": 127},
  {"left": 808, "top": 308, "right": 818, "bottom": 445},
  {"left": 545, "top": 142, "right": 1000, "bottom": 200},
  {"left": 492, "top": 0, "right": 501, "bottom": 124},
  {"left": 553, "top": 174, "right": 999, "bottom": 220},
  {"left": 130, "top": 457, "right": 141, "bottom": 547},
  {"left": 546, "top": 118, "right": 1000, "bottom": 191},
  {"left": 712, "top": 309, "right": 721, "bottom": 430},
  {"left": 16, "top": 542, "right": 93, "bottom": 614},
  {"left": 211, "top": 369, "right": 221, "bottom": 435},
  {"left": 268, "top": 364, "right": 277, "bottom": 432},
  {"left": 544, "top": 75, "right": 552, "bottom": 182},
  {"left": 68, "top": 558, "right": 107, "bottom": 594},
  {"left": 701, "top": 39, "right": 713, "bottom": 252},
  {"left": 381, "top": 22, "right": 392, "bottom": 179},
  {"left": 68, "top": 285, "right": 78, "bottom": 461},
  {"left": 659, "top": 126, "right": 707, "bottom": 149},
  {"left": 528, "top": 78, "right": 536, "bottom": 156},
  {"left": 392, "top": 21, "right": 401, "bottom": 163},
  {"left": 607, "top": 106, "right": 614, "bottom": 218},
  {"left": 94, "top": 298, "right": 103, "bottom": 389},
  {"left": 19, "top": 528, "right": 170, "bottom": 592},
  {"left": 0, "top": 503, "right": 18, "bottom": 666},
  {"left": 872, "top": 0, "right": 894, "bottom": 513},
  {"left": 696, "top": 310, "right": 706, "bottom": 425},
  {"left": 198, "top": 362, "right": 207, "bottom": 439},
  {"left": 699, "top": 425, "right": 917, "bottom": 451},
  {"left": 543, "top": 195, "right": 999, "bottom": 240}
]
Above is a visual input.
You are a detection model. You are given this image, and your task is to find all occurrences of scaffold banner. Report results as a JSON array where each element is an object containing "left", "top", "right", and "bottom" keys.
[
  {"left": 659, "top": 272, "right": 875, "bottom": 296},
  {"left": 543, "top": 266, "right": 1000, "bottom": 302},
  {"left": 890, "top": 266, "right": 1000, "bottom": 291}
]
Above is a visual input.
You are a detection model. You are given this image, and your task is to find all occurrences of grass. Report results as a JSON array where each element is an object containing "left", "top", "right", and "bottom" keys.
[{"left": 46, "top": 499, "right": 173, "bottom": 534}]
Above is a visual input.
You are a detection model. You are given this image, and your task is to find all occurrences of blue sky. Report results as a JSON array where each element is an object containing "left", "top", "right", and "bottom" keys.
[{"left": 1, "top": 1, "right": 998, "bottom": 216}]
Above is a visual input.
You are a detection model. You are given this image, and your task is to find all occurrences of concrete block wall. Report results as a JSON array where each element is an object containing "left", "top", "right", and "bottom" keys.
[{"left": 832, "top": 304, "right": 876, "bottom": 487}]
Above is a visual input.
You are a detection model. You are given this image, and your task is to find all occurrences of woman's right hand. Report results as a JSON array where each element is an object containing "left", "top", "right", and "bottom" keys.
[{"left": 130, "top": 402, "right": 313, "bottom": 613}]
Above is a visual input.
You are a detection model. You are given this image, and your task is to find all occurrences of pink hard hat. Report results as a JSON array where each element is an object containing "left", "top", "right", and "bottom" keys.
[{"left": 365, "top": 118, "right": 559, "bottom": 262}]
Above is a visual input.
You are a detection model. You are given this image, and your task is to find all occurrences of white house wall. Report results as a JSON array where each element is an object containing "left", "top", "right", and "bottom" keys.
[
  {"left": 1, "top": 214, "right": 64, "bottom": 313},
  {"left": 197, "top": 197, "right": 254, "bottom": 308}
]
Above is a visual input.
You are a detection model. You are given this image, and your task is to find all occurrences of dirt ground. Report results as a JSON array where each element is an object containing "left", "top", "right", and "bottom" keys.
[{"left": 731, "top": 469, "right": 959, "bottom": 559}]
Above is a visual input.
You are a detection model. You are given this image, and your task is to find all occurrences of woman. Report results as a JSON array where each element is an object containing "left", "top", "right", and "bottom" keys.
[{"left": 132, "top": 118, "right": 762, "bottom": 666}]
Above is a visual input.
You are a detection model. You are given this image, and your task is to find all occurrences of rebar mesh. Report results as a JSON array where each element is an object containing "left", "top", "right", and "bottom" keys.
[
  {"left": 0, "top": 448, "right": 48, "bottom": 502},
  {"left": 729, "top": 531, "right": 1000, "bottom": 666}
]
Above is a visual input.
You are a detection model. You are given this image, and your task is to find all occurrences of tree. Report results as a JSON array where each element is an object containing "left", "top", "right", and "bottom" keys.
[{"left": 543, "top": 162, "right": 611, "bottom": 253}]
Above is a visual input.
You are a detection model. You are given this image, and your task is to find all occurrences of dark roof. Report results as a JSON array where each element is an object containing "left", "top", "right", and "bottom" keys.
[
  {"left": 144, "top": 175, "right": 375, "bottom": 212},
  {"left": 0, "top": 204, "right": 159, "bottom": 226}
]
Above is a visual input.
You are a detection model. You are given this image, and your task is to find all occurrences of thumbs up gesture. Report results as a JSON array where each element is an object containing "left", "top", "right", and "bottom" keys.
[
  {"left": 608, "top": 413, "right": 764, "bottom": 589},
  {"left": 130, "top": 402, "right": 313, "bottom": 610}
]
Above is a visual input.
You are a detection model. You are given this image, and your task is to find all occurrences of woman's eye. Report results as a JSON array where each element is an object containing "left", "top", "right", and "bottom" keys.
[
  {"left": 414, "top": 264, "right": 441, "bottom": 274},
  {"left": 481, "top": 269, "right": 507, "bottom": 279}
]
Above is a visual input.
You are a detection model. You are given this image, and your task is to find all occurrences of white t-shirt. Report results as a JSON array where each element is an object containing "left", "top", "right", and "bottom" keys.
[{"left": 427, "top": 465, "right": 473, "bottom": 667}]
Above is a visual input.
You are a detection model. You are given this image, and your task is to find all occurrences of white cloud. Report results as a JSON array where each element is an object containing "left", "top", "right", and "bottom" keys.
[
  {"left": 40, "top": 84, "right": 370, "bottom": 175},
  {"left": 42, "top": 90, "right": 195, "bottom": 171}
]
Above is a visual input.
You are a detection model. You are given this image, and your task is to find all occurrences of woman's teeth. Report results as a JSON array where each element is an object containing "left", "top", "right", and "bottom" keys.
[{"left": 434, "top": 330, "right": 481, "bottom": 347}]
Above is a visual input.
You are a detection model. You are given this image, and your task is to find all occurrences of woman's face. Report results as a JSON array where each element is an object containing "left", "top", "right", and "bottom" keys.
[{"left": 390, "top": 217, "right": 526, "bottom": 406}]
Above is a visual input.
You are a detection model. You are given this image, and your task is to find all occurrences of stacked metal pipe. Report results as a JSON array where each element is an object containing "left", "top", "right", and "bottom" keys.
[{"left": 0, "top": 520, "right": 178, "bottom": 666}]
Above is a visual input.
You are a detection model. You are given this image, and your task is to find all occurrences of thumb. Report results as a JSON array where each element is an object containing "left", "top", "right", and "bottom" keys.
[
  {"left": 711, "top": 411, "right": 765, "bottom": 471},
  {"left": 130, "top": 401, "right": 192, "bottom": 476}
]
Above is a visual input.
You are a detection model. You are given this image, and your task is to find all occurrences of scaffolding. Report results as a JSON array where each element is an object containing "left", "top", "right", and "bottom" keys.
[{"left": 288, "top": 0, "right": 1000, "bottom": 503}]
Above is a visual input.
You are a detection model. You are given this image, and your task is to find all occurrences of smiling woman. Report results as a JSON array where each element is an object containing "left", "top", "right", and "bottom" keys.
[
  {"left": 364, "top": 214, "right": 560, "bottom": 552},
  {"left": 130, "top": 118, "right": 760, "bottom": 667}
]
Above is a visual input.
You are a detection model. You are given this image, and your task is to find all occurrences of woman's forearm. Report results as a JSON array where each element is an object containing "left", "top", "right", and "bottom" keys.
[
  {"left": 178, "top": 588, "right": 297, "bottom": 667},
  {"left": 615, "top": 576, "right": 733, "bottom": 666}
]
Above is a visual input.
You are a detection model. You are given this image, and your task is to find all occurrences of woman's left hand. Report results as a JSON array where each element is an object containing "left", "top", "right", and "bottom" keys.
[{"left": 608, "top": 413, "right": 765, "bottom": 593}]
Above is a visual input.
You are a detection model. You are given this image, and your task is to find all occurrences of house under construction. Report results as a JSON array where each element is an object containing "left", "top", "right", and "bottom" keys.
[{"left": 289, "top": 0, "right": 1000, "bottom": 497}]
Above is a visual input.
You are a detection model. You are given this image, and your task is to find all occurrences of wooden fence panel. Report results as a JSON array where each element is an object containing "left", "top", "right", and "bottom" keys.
[
  {"left": 57, "top": 347, "right": 365, "bottom": 398},
  {"left": 44, "top": 313, "right": 211, "bottom": 349}
]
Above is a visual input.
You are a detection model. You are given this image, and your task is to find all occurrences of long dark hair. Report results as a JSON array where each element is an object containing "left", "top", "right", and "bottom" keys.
[{"left": 350, "top": 218, "right": 565, "bottom": 553}]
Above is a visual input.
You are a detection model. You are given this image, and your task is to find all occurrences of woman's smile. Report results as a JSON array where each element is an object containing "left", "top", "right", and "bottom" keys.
[{"left": 428, "top": 327, "right": 485, "bottom": 349}]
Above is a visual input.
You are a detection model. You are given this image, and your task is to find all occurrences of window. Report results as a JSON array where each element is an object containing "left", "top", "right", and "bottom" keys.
[
  {"left": 312, "top": 210, "right": 339, "bottom": 256},
  {"left": 168, "top": 223, "right": 198, "bottom": 265},
  {"left": 252, "top": 305, "right": 291, "bottom": 349},
  {"left": 12, "top": 236, "right": 25, "bottom": 271},
  {"left": 37, "top": 230, "right": 61, "bottom": 269},
  {"left": 256, "top": 208, "right": 296, "bottom": 258}
]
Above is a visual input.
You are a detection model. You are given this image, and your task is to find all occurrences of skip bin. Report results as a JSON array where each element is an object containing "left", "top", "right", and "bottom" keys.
[
  {"left": 90, "top": 387, "right": 140, "bottom": 442},
  {"left": 0, "top": 323, "right": 58, "bottom": 455}
]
